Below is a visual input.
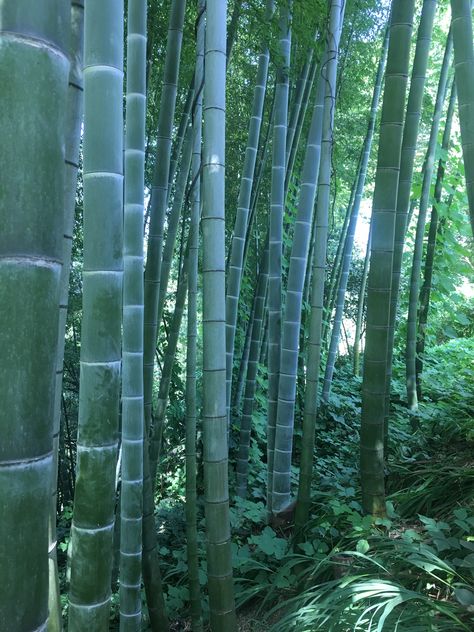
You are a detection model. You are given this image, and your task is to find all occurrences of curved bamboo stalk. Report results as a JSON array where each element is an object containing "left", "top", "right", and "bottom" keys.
[
  {"left": 185, "top": 3, "right": 205, "bottom": 628},
  {"left": 385, "top": 0, "right": 437, "bottom": 421},
  {"left": 450, "top": 0, "right": 474, "bottom": 235},
  {"left": 322, "top": 26, "right": 388, "bottom": 402},
  {"left": 236, "top": 246, "right": 269, "bottom": 498},
  {"left": 360, "top": 0, "right": 415, "bottom": 517},
  {"left": 0, "top": 2, "right": 69, "bottom": 628},
  {"left": 48, "top": 3, "right": 85, "bottom": 629},
  {"left": 119, "top": 0, "right": 147, "bottom": 627},
  {"left": 406, "top": 32, "right": 452, "bottom": 411},
  {"left": 416, "top": 81, "right": 457, "bottom": 398},
  {"left": 271, "top": 39, "right": 326, "bottom": 515},
  {"left": 202, "top": 1, "right": 237, "bottom": 628},
  {"left": 225, "top": 0, "right": 273, "bottom": 421},
  {"left": 144, "top": 0, "right": 186, "bottom": 445},
  {"left": 156, "top": 124, "right": 193, "bottom": 335},
  {"left": 267, "top": 0, "right": 292, "bottom": 517},
  {"left": 294, "top": 0, "right": 346, "bottom": 527},
  {"left": 353, "top": 224, "right": 372, "bottom": 377},
  {"left": 68, "top": 0, "right": 124, "bottom": 627}
]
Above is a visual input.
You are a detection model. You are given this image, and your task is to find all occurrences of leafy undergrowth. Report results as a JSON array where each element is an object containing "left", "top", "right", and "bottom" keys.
[{"left": 58, "top": 340, "right": 474, "bottom": 630}]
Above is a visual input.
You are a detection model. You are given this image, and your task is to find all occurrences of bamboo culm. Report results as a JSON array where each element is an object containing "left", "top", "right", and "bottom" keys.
[
  {"left": 416, "top": 81, "right": 457, "bottom": 398},
  {"left": 405, "top": 31, "right": 452, "bottom": 411},
  {"left": 360, "top": 0, "right": 415, "bottom": 517},
  {"left": 267, "top": 1, "right": 292, "bottom": 517},
  {"left": 119, "top": 0, "right": 147, "bottom": 627},
  {"left": 271, "top": 37, "right": 326, "bottom": 515},
  {"left": 68, "top": 0, "right": 124, "bottom": 626},
  {"left": 0, "top": 2, "right": 69, "bottom": 628},
  {"left": 185, "top": 2, "right": 205, "bottom": 627},
  {"left": 201, "top": 1, "right": 237, "bottom": 628},
  {"left": 322, "top": 26, "right": 388, "bottom": 402},
  {"left": 294, "top": 0, "right": 346, "bottom": 528}
]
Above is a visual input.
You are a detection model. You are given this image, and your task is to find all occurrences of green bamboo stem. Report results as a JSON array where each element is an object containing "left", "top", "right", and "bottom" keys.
[
  {"left": 322, "top": 152, "right": 361, "bottom": 349},
  {"left": 68, "top": 0, "right": 124, "bottom": 627},
  {"left": 227, "top": 0, "right": 243, "bottom": 62},
  {"left": 285, "top": 55, "right": 318, "bottom": 199},
  {"left": 185, "top": 3, "right": 204, "bottom": 628},
  {"left": 231, "top": 304, "right": 254, "bottom": 417},
  {"left": 271, "top": 38, "right": 326, "bottom": 515},
  {"left": 406, "top": 31, "right": 452, "bottom": 411},
  {"left": 236, "top": 248, "right": 269, "bottom": 498},
  {"left": 225, "top": 0, "right": 273, "bottom": 421},
  {"left": 450, "top": 0, "right": 474, "bottom": 235},
  {"left": 156, "top": 123, "right": 193, "bottom": 335},
  {"left": 144, "top": 0, "right": 186, "bottom": 444},
  {"left": 142, "top": 447, "right": 169, "bottom": 631},
  {"left": 322, "top": 26, "right": 388, "bottom": 402},
  {"left": 416, "top": 80, "right": 457, "bottom": 399},
  {"left": 294, "top": 0, "right": 345, "bottom": 528},
  {"left": 201, "top": 1, "right": 237, "bottom": 628},
  {"left": 285, "top": 32, "right": 317, "bottom": 173},
  {"left": 0, "top": 2, "right": 69, "bottom": 629},
  {"left": 267, "top": 0, "right": 292, "bottom": 517},
  {"left": 120, "top": 0, "right": 147, "bottom": 628},
  {"left": 385, "top": 0, "right": 437, "bottom": 422},
  {"left": 149, "top": 255, "right": 189, "bottom": 487},
  {"left": 239, "top": 85, "right": 276, "bottom": 273},
  {"left": 168, "top": 85, "right": 194, "bottom": 199},
  {"left": 353, "top": 224, "right": 372, "bottom": 377},
  {"left": 48, "top": 3, "right": 85, "bottom": 630},
  {"left": 360, "top": 0, "right": 415, "bottom": 517}
]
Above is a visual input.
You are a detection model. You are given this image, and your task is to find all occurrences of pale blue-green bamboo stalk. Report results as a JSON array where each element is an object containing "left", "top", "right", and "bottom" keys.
[
  {"left": 225, "top": 0, "right": 273, "bottom": 421},
  {"left": 271, "top": 41, "right": 326, "bottom": 516},
  {"left": 185, "top": 3, "right": 204, "bottom": 628},
  {"left": 68, "top": 0, "right": 124, "bottom": 627},
  {"left": 0, "top": 2, "right": 69, "bottom": 629},
  {"left": 406, "top": 31, "right": 452, "bottom": 411},
  {"left": 201, "top": 1, "right": 237, "bottom": 628},
  {"left": 267, "top": 0, "right": 292, "bottom": 518},
  {"left": 120, "top": 0, "right": 147, "bottom": 628},
  {"left": 322, "top": 25, "right": 388, "bottom": 401},
  {"left": 291, "top": 0, "right": 346, "bottom": 526}
]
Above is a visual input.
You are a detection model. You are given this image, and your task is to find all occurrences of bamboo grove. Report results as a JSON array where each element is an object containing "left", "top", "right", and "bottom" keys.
[{"left": 1, "top": 0, "right": 474, "bottom": 630}]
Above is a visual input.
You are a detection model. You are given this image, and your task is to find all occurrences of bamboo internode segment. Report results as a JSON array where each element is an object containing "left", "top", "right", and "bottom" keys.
[
  {"left": 68, "top": 0, "right": 124, "bottom": 627},
  {"left": 0, "top": 2, "right": 69, "bottom": 629}
]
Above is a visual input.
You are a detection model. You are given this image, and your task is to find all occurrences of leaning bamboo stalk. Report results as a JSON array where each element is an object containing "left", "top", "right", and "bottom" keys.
[
  {"left": 48, "top": 3, "right": 85, "bottom": 629},
  {"left": 322, "top": 26, "right": 388, "bottom": 401},
  {"left": 384, "top": 0, "right": 437, "bottom": 423},
  {"left": 416, "top": 80, "right": 457, "bottom": 398},
  {"left": 185, "top": 3, "right": 205, "bottom": 627},
  {"left": 406, "top": 31, "right": 452, "bottom": 411},
  {"left": 143, "top": 0, "right": 186, "bottom": 443},
  {"left": 225, "top": 0, "right": 273, "bottom": 421},
  {"left": 294, "top": 0, "right": 345, "bottom": 527},
  {"left": 450, "top": 0, "right": 474, "bottom": 235},
  {"left": 236, "top": 247, "right": 269, "bottom": 498}
]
